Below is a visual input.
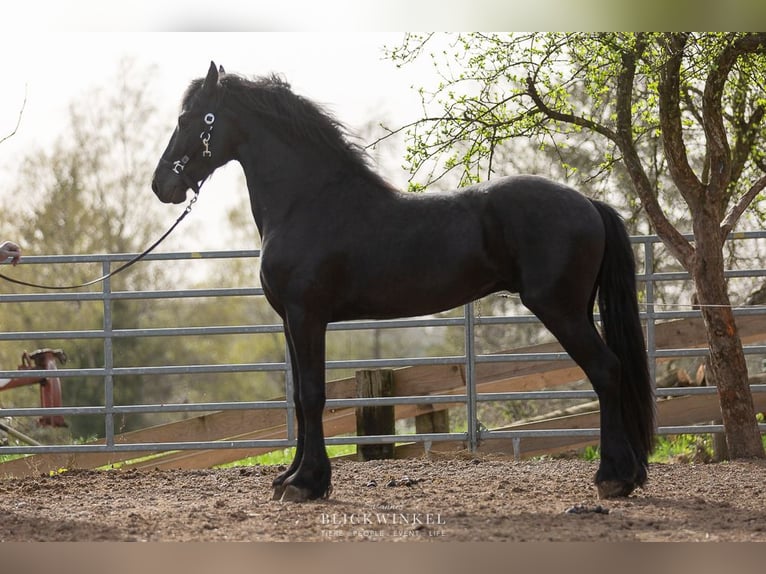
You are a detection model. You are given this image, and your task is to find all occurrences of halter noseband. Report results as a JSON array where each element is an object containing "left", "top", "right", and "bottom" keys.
[{"left": 163, "top": 110, "right": 217, "bottom": 194}]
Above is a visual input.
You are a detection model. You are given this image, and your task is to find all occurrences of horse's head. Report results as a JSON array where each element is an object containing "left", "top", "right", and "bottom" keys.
[{"left": 152, "top": 61, "right": 233, "bottom": 204}]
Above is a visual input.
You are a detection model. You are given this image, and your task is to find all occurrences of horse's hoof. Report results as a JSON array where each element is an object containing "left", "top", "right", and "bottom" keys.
[
  {"left": 271, "top": 484, "right": 286, "bottom": 500},
  {"left": 596, "top": 480, "right": 635, "bottom": 499},
  {"left": 279, "top": 484, "right": 311, "bottom": 502}
]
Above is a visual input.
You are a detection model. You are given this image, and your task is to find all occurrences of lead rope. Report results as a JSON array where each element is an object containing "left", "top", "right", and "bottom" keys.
[{"left": 0, "top": 192, "right": 198, "bottom": 290}]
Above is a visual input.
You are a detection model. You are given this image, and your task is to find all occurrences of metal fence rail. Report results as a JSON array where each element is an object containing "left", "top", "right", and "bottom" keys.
[{"left": 1, "top": 232, "right": 766, "bottom": 459}]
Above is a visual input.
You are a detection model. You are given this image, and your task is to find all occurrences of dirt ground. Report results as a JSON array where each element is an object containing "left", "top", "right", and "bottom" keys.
[{"left": 1, "top": 455, "right": 764, "bottom": 542}]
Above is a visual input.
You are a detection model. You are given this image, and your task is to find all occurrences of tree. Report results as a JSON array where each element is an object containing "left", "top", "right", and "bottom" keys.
[
  {"left": 1, "top": 60, "right": 170, "bottom": 437},
  {"left": 385, "top": 32, "right": 766, "bottom": 458}
]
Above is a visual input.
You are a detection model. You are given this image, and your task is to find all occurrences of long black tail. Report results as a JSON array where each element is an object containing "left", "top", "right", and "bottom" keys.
[{"left": 591, "top": 200, "right": 655, "bottom": 470}]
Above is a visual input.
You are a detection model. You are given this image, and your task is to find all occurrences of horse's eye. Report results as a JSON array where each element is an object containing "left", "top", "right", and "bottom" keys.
[{"left": 178, "top": 113, "right": 191, "bottom": 129}]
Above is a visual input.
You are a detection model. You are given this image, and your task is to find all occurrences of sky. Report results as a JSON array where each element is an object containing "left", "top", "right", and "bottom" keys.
[
  {"left": 0, "top": 32, "right": 426, "bottom": 151},
  {"left": 0, "top": 32, "right": 434, "bottom": 251},
  {"left": 3, "top": 3, "right": 763, "bottom": 253}
]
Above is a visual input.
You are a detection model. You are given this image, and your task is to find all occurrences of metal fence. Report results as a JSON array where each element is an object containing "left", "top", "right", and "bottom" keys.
[{"left": 1, "top": 231, "right": 765, "bottom": 459}]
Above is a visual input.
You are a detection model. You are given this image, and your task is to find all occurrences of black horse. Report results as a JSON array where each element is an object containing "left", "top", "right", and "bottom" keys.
[{"left": 152, "top": 62, "right": 655, "bottom": 502}]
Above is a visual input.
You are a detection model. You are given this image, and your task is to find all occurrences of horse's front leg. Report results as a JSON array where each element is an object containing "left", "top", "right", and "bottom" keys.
[
  {"left": 272, "top": 323, "right": 306, "bottom": 500},
  {"left": 274, "top": 310, "right": 332, "bottom": 502}
]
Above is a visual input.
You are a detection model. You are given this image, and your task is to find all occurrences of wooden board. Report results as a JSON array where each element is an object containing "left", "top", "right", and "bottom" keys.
[{"left": 395, "top": 383, "right": 766, "bottom": 459}]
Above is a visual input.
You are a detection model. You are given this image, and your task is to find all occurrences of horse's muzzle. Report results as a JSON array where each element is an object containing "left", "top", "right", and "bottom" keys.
[{"left": 151, "top": 174, "right": 187, "bottom": 205}]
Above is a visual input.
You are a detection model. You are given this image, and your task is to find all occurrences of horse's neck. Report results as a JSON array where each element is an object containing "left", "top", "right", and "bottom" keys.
[
  {"left": 236, "top": 140, "right": 324, "bottom": 233},
  {"left": 236, "top": 133, "right": 394, "bottom": 236}
]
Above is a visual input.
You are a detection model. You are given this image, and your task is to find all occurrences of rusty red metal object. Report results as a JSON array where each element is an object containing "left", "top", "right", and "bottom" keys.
[{"left": 0, "top": 349, "right": 68, "bottom": 427}]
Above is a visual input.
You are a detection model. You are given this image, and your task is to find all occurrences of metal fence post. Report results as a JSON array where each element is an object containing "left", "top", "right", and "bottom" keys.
[
  {"left": 643, "top": 239, "right": 657, "bottom": 388},
  {"left": 102, "top": 260, "right": 115, "bottom": 447},
  {"left": 284, "top": 341, "right": 295, "bottom": 444},
  {"left": 465, "top": 302, "right": 478, "bottom": 452}
]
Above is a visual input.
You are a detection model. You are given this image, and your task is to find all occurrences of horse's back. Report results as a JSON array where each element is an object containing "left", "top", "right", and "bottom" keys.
[
  {"left": 481, "top": 174, "right": 600, "bottom": 220},
  {"left": 482, "top": 174, "right": 604, "bottom": 244},
  {"left": 479, "top": 175, "right": 606, "bottom": 297}
]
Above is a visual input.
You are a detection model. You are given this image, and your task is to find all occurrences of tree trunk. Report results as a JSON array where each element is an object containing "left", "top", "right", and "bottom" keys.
[{"left": 692, "top": 219, "right": 765, "bottom": 459}]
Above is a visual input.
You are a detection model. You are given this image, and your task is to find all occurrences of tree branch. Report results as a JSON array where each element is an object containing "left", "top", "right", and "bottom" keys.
[
  {"left": 703, "top": 39, "right": 738, "bottom": 198},
  {"left": 0, "top": 85, "right": 27, "bottom": 145},
  {"left": 702, "top": 33, "right": 766, "bottom": 201},
  {"left": 720, "top": 173, "right": 766, "bottom": 237},
  {"left": 681, "top": 84, "right": 704, "bottom": 126},
  {"left": 728, "top": 102, "right": 765, "bottom": 187},
  {"left": 657, "top": 33, "right": 705, "bottom": 208},
  {"left": 617, "top": 33, "right": 696, "bottom": 269},
  {"left": 368, "top": 98, "right": 535, "bottom": 152},
  {"left": 525, "top": 75, "right": 619, "bottom": 142}
]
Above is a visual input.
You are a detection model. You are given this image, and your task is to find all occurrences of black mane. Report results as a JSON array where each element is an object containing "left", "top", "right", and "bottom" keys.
[{"left": 185, "top": 73, "right": 392, "bottom": 190}]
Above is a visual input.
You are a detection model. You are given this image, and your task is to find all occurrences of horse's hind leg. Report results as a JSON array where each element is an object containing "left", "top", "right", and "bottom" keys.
[{"left": 521, "top": 295, "right": 643, "bottom": 498}]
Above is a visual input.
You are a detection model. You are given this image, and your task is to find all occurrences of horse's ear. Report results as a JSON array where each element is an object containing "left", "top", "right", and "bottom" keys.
[
  {"left": 218, "top": 64, "right": 226, "bottom": 74},
  {"left": 202, "top": 61, "right": 220, "bottom": 96}
]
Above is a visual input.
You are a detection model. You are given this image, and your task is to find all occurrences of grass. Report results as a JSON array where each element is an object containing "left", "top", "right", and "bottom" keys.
[
  {"left": 218, "top": 426, "right": 766, "bottom": 468},
  {"left": 582, "top": 430, "right": 766, "bottom": 464},
  {"left": 0, "top": 453, "right": 27, "bottom": 464},
  {"left": 582, "top": 435, "right": 715, "bottom": 463},
  {"left": 4, "top": 419, "right": 763, "bottom": 469},
  {"left": 0, "top": 442, "right": 357, "bottom": 470},
  {"left": 215, "top": 444, "right": 357, "bottom": 468},
  {"left": 1, "top": 446, "right": 355, "bottom": 471},
  {"left": 651, "top": 434, "right": 714, "bottom": 462}
]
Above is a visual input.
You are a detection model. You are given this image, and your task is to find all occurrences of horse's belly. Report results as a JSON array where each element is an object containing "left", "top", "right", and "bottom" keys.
[{"left": 336, "top": 266, "right": 501, "bottom": 321}]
